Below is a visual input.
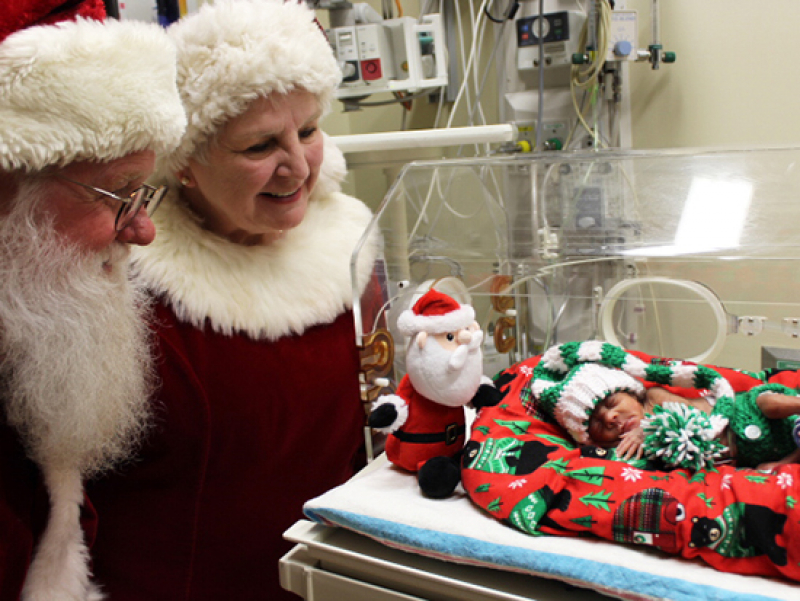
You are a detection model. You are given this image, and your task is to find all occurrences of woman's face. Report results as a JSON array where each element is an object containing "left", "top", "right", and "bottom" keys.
[{"left": 182, "top": 89, "right": 324, "bottom": 245}]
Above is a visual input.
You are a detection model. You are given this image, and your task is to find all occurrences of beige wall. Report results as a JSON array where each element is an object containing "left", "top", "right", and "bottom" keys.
[
  {"left": 627, "top": 0, "right": 800, "bottom": 148},
  {"left": 192, "top": 1, "right": 800, "bottom": 152},
  {"left": 606, "top": 0, "right": 800, "bottom": 370}
]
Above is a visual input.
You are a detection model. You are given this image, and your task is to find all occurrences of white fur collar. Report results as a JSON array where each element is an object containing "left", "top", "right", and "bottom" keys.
[{"left": 132, "top": 189, "right": 380, "bottom": 340}]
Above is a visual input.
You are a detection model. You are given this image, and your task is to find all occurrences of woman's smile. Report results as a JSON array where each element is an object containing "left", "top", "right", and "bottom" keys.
[{"left": 261, "top": 187, "right": 302, "bottom": 203}]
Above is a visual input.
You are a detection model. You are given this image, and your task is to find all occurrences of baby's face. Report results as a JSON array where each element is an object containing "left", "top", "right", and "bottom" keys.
[{"left": 587, "top": 391, "right": 645, "bottom": 448}]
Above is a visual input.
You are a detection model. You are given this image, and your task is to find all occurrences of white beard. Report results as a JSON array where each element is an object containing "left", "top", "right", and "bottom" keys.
[
  {"left": 0, "top": 183, "right": 154, "bottom": 478},
  {"left": 406, "top": 331, "right": 484, "bottom": 407}
]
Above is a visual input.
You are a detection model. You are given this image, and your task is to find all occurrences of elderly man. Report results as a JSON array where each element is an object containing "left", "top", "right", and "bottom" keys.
[{"left": 0, "top": 1, "right": 185, "bottom": 599}]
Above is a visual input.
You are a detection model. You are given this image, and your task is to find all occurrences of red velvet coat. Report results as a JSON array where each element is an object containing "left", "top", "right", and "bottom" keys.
[
  {"left": 85, "top": 159, "right": 382, "bottom": 600},
  {"left": 86, "top": 301, "right": 366, "bottom": 600},
  {"left": 0, "top": 423, "right": 47, "bottom": 600}
]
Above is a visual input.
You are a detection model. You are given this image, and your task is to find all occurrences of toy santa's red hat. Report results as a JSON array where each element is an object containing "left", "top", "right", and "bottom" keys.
[
  {"left": 0, "top": 0, "right": 187, "bottom": 172},
  {"left": 397, "top": 289, "right": 476, "bottom": 336}
]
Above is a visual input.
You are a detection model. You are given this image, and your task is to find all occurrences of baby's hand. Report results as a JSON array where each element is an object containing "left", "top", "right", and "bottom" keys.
[
  {"left": 755, "top": 448, "right": 800, "bottom": 472},
  {"left": 616, "top": 427, "right": 645, "bottom": 461}
]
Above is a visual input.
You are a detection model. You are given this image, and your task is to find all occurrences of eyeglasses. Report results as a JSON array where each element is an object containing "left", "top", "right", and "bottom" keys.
[{"left": 58, "top": 175, "right": 168, "bottom": 231}]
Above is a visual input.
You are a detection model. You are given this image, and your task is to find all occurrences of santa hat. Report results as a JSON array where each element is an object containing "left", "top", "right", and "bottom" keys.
[
  {"left": 0, "top": 0, "right": 186, "bottom": 173},
  {"left": 397, "top": 289, "right": 476, "bottom": 336},
  {"left": 530, "top": 340, "right": 735, "bottom": 445},
  {"left": 0, "top": 0, "right": 105, "bottom": 40},
  {"left": 160, "top": 0, "right": 342, "bottom": 176}
]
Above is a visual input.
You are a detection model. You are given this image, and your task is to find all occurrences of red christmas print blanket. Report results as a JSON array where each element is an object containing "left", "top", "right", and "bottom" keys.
[{"left": 462, "top": 353, "right": 800, "bottom": 582}]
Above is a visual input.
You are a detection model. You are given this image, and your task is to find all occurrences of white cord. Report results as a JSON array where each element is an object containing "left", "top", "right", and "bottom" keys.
[
  {"left": 446, "top": 0, "right": 490, "bottom": 129},
  {"left": 568, "top": 0, "right": 611, "bottom": 148}
]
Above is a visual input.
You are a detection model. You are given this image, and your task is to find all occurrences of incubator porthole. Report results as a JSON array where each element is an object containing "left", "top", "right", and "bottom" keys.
[{"left": 598, "top": 277, "right": 728, "bottom": 364}]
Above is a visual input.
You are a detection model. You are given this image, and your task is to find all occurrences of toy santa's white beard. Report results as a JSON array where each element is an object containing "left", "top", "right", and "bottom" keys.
[
  {"left": 406, "top": 329, "right": 484, "bottom": 407},
  {"left": 0, "top": 183, "right": 154, "bottom": 478}
]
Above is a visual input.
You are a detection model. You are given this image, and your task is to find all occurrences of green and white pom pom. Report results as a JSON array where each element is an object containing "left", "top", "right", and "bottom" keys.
[{"left": 642, "top": 402, "right": 729, "bottom": 471}]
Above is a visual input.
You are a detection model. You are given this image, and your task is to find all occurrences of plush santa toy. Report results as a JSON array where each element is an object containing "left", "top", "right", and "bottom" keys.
[{"left": 368, "top": 289, "right": 501, "bottom": 497}]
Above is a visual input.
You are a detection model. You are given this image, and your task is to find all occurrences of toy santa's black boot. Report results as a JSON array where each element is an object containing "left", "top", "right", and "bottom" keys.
[{"left": 418, "top": 455, "right": 461, "bottom": 499}]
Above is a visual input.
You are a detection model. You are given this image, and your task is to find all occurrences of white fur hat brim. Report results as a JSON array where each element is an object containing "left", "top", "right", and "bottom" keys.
[
  {"left": 397, "top": 305, "right": 475, "bottom": 336},
  {"left": 0, "top": 18, "right": 186, "bottom": 172},
  {"left": 162, "top": 0, "right": 342, "bottom": 174}
]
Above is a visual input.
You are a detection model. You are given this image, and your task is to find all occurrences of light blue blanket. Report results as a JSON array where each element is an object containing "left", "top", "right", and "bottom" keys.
[{"left": 304, "top": 455, "right": 800, "bottom": 601}]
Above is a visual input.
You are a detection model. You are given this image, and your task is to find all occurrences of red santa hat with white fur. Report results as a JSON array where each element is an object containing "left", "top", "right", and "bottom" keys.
[
  {"left": 0, "top": 0, "right": 186, "bottom": 173},
  {"left": 397, "top": 289, "right": 476, "bottom": 336}
]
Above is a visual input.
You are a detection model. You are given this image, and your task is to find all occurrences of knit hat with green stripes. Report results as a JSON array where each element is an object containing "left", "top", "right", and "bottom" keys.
[{"left": 530, "top": 341, "right": 735, "bottom": 445}]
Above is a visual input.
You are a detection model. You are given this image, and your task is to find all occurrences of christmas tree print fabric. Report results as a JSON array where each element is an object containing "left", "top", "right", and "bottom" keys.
[{"left": 462, "top": 351, "right": 800, "bottom": 582}]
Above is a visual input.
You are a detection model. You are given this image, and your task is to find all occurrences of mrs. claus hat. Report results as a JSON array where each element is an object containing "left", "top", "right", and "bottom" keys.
[
  {"left": 161, "top": 0, "right": 342, "bottom": 175},
  {"left": 530, "top": 340, "right": 735, "bottom": 444},
  {"left": 0, "top": 0, "right": 186, "bottom": 173},
  {"left": 397, "top": 289, "right": 476, "bottom": 336}
]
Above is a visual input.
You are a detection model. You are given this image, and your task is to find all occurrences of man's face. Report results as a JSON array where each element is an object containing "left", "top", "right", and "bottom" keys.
[
  {"left": 39, "top": 150, "right": 158, "bottom": 263},
  {"left": 0, "top": 154, "right": 159, "bottom": 475}
]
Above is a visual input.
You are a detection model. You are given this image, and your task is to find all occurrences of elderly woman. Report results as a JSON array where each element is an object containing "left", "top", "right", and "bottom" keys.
[{"left": 86, "top": 1, "right": 382, "bottom": 599}]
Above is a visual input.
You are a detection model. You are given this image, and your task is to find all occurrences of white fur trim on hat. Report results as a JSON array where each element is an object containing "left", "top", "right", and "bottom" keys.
[
  {"left": 397, "top": 294, "right": 475, "bottom": 336},
  {"left": 314, "top": 132, "right": 348, "bottom": 199},
  {"left": 162, "top": 0, "right": 342, "bottom": 174},
  {"left": 0, "top": 18, "right": 186, "bottom": 172},
  {"left": 397, "top": 305, "right": 475, "bottom": 336}
]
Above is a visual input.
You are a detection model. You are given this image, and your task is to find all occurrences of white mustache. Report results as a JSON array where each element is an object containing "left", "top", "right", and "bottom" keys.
[{"left": 448, "top": 329, "right": 484, "bottom": 371}]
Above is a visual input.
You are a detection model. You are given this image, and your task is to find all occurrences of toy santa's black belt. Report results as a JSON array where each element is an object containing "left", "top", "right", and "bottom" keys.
[{"left": 392, "top": 423, "right": 465, "bottom": 445}]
